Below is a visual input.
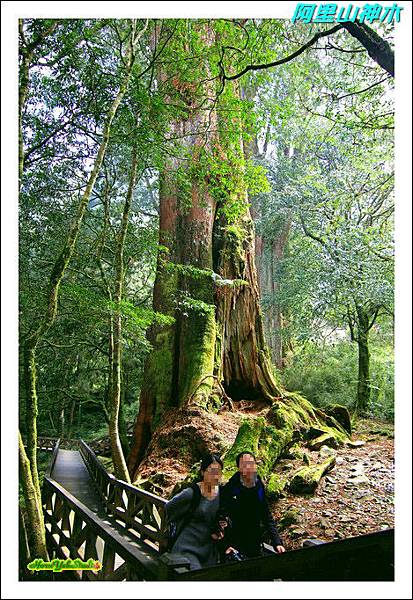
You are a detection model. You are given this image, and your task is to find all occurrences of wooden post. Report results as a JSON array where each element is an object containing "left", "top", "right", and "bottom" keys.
[{"left": 158, "top": 553, "right": 192, "bottom": 580}]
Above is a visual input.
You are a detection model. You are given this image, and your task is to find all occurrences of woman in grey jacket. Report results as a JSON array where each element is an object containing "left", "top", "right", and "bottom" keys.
[{"left": 164, "top": 454, "right": 224, "bottom": 570}]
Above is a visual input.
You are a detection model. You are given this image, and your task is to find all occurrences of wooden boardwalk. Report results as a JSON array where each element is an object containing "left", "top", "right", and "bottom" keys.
[
  {"left": 47, "top": 447, "right": 162, "bottom": 579},
  {"left": 39, "top": 439, "right": 394, "bottom": 582},
  {"left": 52, "top": 450, "right": 105, "bottom": 516}
]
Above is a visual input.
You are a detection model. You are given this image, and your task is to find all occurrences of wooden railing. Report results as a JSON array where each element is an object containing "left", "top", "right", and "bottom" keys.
[
  {"left": 85, "top": 434, "right": 134, "bottom": 457},
  {"left": 174, "top": 528, "right": 394, "bottom": 581},
  {"left": 35, "top": 437, "right": 79, "bottom": 452},
  {"left": 36, "top": 435, "right": 133, "bottom": 455},
  {"left": 45, "top": 438, "right": 60, "bottom": 477},
  {"left": 42, "top": 476, "right": 163, "bottom": 581},
  {"left": 78, "top": 440, "right": 167, "bottom": 552},
  {"left": 41, "top": 438, "right": 189, "bottom": 580}
]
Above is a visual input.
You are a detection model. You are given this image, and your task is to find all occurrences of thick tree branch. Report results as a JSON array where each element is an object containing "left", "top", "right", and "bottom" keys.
[
  {"left": 342, "top": 22, "right": 394, "bottom": 77},
  {"left": 222, "top": 24, "right": 343, "bottom": 81}
]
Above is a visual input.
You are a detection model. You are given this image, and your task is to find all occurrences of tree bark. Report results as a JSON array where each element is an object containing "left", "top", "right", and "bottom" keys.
[
  {"left": 128, "top": 25, "right": 282, "bottom": 479},
  {"left": 269, "top": 219, "right": 291, "bottom": 370},
  {"left": 118, "top": 392, "right": 130, "bottom": 457},
  {"left": 18, "top": 431, "right": 48, "bottom": 561},
  {"left": 355, "top": 305, "right": 371, "bottom": 414},
  {"left": 19, "top": 505, "right": 31, "bottom": 579},
  {"left": 343, "top": 21, "right": 394, "bottom": 77},
  {"left": 108, "top": 143, "right": 139, "bottom": 483}
]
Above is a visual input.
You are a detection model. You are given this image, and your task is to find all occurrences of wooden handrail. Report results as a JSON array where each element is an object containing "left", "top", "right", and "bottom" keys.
[
  {"left": 174, "top": 528, "right": 394, "bottom": 581},
  {"left": 42, "top": 476, "right": 165, "bottom": 580},
  {"left": 78, "top": 439, "right": 167, "bottom": 550},
  {"left": 45, "top": 438, "right": 61, "bottom": 478}
]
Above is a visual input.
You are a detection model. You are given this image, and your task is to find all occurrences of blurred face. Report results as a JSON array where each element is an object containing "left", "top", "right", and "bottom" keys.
[
  {"left": 238, "top": 454, "right": 257, "bottom": 478},
  {"left": 202, "top": 460, "right": 222, "bottom": 485}
]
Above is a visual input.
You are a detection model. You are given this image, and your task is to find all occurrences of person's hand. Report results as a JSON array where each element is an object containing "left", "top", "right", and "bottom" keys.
[
  {"left": 275, "top": 545, "right": 286, "bottom": 553},
  {"left": 211, "top": 518, "right": 229, "bottom": 540}
]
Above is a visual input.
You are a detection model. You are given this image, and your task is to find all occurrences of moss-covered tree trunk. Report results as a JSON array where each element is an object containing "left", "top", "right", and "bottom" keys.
[
  {"left": 118, "top": 391, "right": 130, "bottom": 457},
  {"left": 347, "top": 301, "right": 376, "bottom": 415},
  {"left": 18, "top": 431, "right": 48, "bottom": 561},
  {"left": 127, "top": 127, "right": 218, "bottom": 472},
  {"left": 128, "top": 25, "right": 351, "bottom": 486},
  {"left": 128, "top": 26, "right": 283, "bottom": 478}
]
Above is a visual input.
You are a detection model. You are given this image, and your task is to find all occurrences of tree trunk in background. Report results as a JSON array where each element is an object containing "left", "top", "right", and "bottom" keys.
[
  {"left": 256, "top": 230, "right": 289, "bottom": 369},
  {"left": 355, "top": 306, "right": 371, "bottom": 414},
  {"left": 19, "top": 505, "right": 31, "bottom": 579},
  {"left": 118, "top": 392, "right": 130, "bottom": 457},
  {"left": 128, "top": 25, "right": 282, "bottom": 478},
  {"left": 246, "top": 123, "right": 292, "bottom": 369},
  {"left": 108, "top": 143, "right": 139, "bottom": 483}
]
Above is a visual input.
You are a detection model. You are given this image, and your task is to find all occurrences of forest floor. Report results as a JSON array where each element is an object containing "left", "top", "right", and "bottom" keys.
[
  {"left": 99, "top": 409, "right": 394, "bottom": 550},
  {"left": 270, "top": 416, "right": 395, "bottom": 549}
]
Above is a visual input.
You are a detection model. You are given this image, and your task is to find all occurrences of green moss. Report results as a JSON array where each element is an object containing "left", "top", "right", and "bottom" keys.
[
  {"left": 97, "top": 455, "right": 114, "bottom": 473},
  {"left": 206, "top": 393, "right": 222, "bottom": 413},
  {"left": 308, "top": 432, "right": 339, "bottom": 451},
  {"left": 278, "top": 508, "right": 302, "bottom": 531},
  {"left": 222, "top": 415, "right": 292, "bottom": 482},
  {"left": 148, "top": 329, "right": 175, "bottom": 429},
  {"left": 221, "top": 391, "right": 350, "bottom": 491},
  {"left": 267, "top": 473, "right": 287, "bottom": 499},
  {"left": 288, "top": 456, "right": 336, "bottom": 495},
  {"left": 270, "top": 393, "right": 322, "bottom": 432},
  {"left": 222, "top": 417, "right": 263, "bottom": 480},
  {"left": 283, "top": 443, "right": 305, "bottom": 460},
  {"left": 178, "top": 309, "right": 217, "bottom": 407}
]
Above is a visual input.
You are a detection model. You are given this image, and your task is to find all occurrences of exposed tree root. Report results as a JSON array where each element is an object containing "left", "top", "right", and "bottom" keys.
[{"left": 130, "top": 390, "right": 352, "bottom": 500}]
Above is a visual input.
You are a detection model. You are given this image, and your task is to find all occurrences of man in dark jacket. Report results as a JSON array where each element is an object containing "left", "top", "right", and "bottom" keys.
[{"left": 219, "top": 451, "right": 286, "bottom": 559}]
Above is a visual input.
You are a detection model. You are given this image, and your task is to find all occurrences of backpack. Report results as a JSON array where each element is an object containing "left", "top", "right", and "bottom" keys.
[{"left": 161, "top": 482, "right": 202, "bottom": 554}]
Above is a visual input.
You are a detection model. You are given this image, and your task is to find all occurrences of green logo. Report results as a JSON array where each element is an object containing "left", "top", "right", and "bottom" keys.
[{"left": 27, "top": 557, "right": 102, "bottom": 572}]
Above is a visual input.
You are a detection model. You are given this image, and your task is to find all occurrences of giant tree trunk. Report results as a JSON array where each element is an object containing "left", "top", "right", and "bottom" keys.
[
  {"left": 127, "top": 128, "right": 219, "bottom": 472},
  {"left": 127, "top": 25, "right": 282, "bottom": 478},
  {"left": 127, "top": 23, "right": 351, "bottom": 486}
]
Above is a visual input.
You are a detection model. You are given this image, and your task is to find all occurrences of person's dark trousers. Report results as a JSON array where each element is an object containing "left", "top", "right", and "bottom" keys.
[{"left": 238, "top": 541, "right": 263, "bottom": 559}]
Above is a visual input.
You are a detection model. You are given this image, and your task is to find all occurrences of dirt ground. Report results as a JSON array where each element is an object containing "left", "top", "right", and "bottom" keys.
[
  {"left": 103, "top": 411, "right": 394, "bottom": 550},
  {"left": 270, "top": 418, "right": 394, "bottom": 549}
]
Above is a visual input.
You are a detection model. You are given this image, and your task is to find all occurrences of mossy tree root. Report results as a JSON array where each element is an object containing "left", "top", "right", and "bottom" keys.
[{"left": 221, "top": 394, "right": 350, "bottom": 497}]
